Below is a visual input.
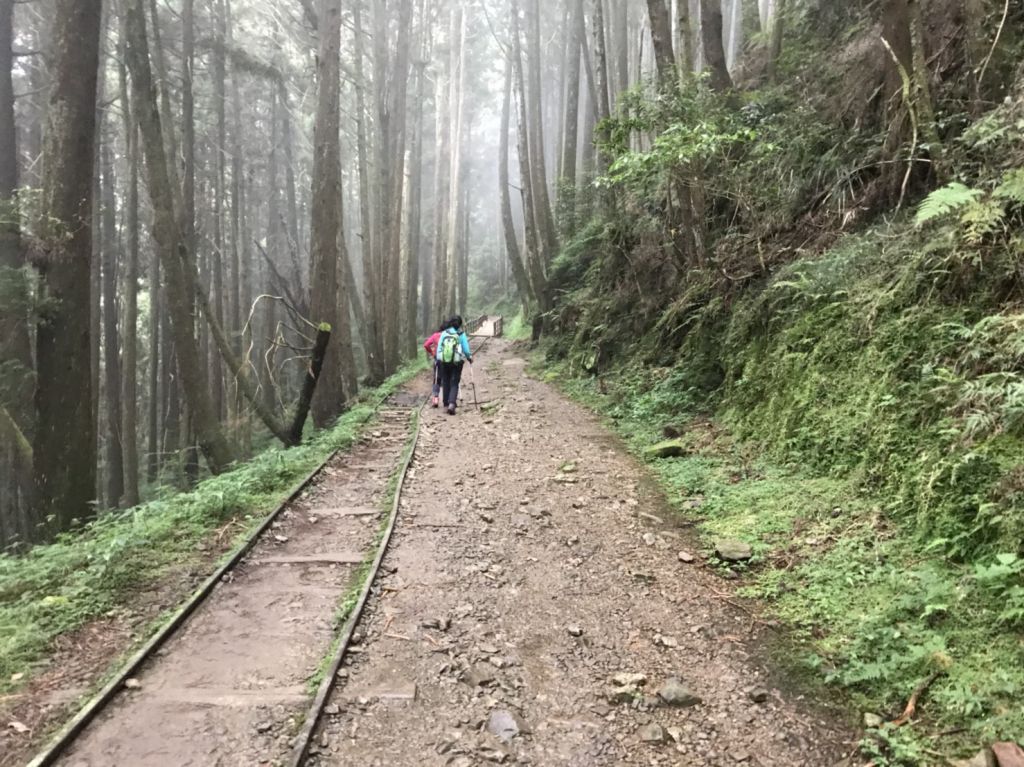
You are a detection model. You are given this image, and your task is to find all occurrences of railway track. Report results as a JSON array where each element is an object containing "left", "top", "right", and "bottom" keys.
[{"left": 27, "top": 317, "right": 503, "bottom": 767}]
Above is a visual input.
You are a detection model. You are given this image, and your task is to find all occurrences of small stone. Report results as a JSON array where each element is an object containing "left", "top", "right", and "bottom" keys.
[
  {"left": 952, "top": 749, "right": 996, "bottom": 767},
  {"left": 642, "top": 533, "right": 657, "bottom": 547},
  {"left": 479, "top": 512, "right": 494, "bottom": 524},
  {"left": 714, "top": 539, "right": 753, "bottom": 562},
  {"left": 487, "top": 709, "right": 529, "bottom": 742},
  {"left": 124, "top": 678, "right": 142, "bottom": 690},
  {"left": 567, "top": 625, "right": 584, "bottom": 637},
  {"left": 677, "top": 551, "right": 696, "bottom": 563},
  {"left": 638, "top": 722, "right": 666, "bottom": 743},
  {"left": 324, "top": 704, "right": 341, "bottom": 716},
  {"left": 731, "top": 749, "right": 751, "bottom": 762},
  {"left": 256, "top": 722, "right": 273, "bottom": 733},
  {"left": 610, "top": 672, "right": 647, "bottom": 688},
  {"left": 657, "top": 678, "right": 701, "bottom": 708},
  {"left": 862, "top": 712, "right": 884, "bottom": 729},
  {"left": 460, "top": 665, "right": 496, "bottom": 687},
  {"left": 666, "top": 726, "right": 683, "bottom": 743},
  {"left": 655, "top": 635, "right": 679, "bottom": 649},
  {"left": 747, "top": 687, "right": 769, "bottom": 704}
]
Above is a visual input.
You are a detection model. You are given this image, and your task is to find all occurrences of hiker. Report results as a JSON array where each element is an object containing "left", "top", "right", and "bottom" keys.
[
  {"left": 423, "top": 322, "right": 446, "bottom": 408},
  {"left": 436, "top": 315, "right": 472, "bottom": 416}
]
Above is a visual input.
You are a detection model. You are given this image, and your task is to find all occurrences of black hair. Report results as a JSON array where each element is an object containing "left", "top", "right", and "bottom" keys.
[{"left": 449, "top": 315, "right": 463, "bottom": 330}]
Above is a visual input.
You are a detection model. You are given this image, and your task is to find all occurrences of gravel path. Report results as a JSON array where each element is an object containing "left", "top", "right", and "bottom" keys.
[{"left": 306, "top": 339, "right": 854, "bottom": 766}]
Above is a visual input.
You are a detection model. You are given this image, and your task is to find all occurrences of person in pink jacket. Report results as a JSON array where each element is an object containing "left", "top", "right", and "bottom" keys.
[{"left": 423, "top": 323, "right": 444, "bottom": 407}]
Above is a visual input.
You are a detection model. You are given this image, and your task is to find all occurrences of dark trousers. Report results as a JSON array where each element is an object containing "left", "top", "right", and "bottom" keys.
[
  {"left": 439, "top": 361, "right": 464, "bottom": 407},
  {"left": 432, "top": 360, "right": 441, "bottom": 396}
]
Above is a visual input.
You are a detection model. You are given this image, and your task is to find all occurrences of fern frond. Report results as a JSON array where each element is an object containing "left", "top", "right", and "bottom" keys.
[
  {"left": 915, "top": 183, "right": 982, "bottom": 227},
  {"left": 960, "top": 199, "right": 1005, "bottom": 245},
  {"left": 993, "top": 168, "right": 1024, "bottom": 205}
]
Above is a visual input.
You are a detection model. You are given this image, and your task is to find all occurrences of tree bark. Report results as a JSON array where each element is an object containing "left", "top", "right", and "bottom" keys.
[
  {"left": 352, "top": 1, "right": 385, "bottom": 384},
  {"left": 404, "top": 0, "right": 427, "bottom": 358},
  {"left": 699, "top": 0, "right": 733, "bottom": 91},
  {"left": 308, "top": 0, "right": 346, "bottom": 425},
  {"left": 288, "top": 325, "right": 331, "bottom": 444},
  {"left": 0, "top": 0, "right": 32, "bottom": 433},
  {"left": 766, "top": 0, "right": 786, "bottom": 83},
  {"left": 125, "top": 0, "right": 235, "bottom": 473},
  {"left": 429, "top": 7, "right": 456, "bottom": 324},
  {"left": 676, "top": 0, "right": 694, "bottom": 79},
  {"left": 511, "top": 5, "right": 550, "bottom": 318},
  {"left": 646, "top": 0, "right": 677, "bottom": 89},
  {"left": 33, "top": 0, "right": 104, "bottom": 533},
  {"left": 523, "top": 0, "right": 559, "bottom": 263},
  {"left": 500, "top": 57, "right": 533, "bottom": 313},
  {"left": 559, "top": 0, "right": 582, "bottom": 212},
  {"left": 119, "top": 39, "right": 141, "bottom": 508},
  {"left": 444, "top": 5, "right": 466, "bottom": 318},
  {"left": 101, "top": 139, "right": 124, "bottom": 507}
]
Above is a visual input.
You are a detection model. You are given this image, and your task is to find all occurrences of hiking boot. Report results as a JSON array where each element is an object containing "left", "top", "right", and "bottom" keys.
[
  {"left": 447, "top": 404, "right": 456, "bottom": 416},
  {"left": 431, "top": 396, "right": 439, "bottom": 408}
]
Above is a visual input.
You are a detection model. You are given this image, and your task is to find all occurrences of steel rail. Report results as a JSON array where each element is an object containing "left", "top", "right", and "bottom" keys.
[{"left": 25, "top": 390, "right": 418, "bottom": 767}]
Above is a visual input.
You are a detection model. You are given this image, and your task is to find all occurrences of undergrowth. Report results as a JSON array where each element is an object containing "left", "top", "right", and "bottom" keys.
[
  {"left": 539, "top": 22, "right": 1024, "bottom": 764},
  {"left": 0, "top": 360, "right": 425, "bottom": 694}
]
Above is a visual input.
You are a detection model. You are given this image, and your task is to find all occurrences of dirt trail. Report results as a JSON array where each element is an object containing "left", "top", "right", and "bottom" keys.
[
  {"left": 307, "top": 339, "right": 853, "bottom": 766},
  {"left": 54, "top": 397, "right": 422, "bottom": 767}
]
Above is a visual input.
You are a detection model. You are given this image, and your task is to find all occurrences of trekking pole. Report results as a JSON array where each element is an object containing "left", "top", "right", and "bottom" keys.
[{"left": 470, "top": 362, "right": 479, "bottom": 409}]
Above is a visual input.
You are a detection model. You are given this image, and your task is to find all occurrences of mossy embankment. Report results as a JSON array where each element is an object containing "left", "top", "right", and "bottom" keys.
[{"left": 535, "top": 8, "right": 1024, "bottom": 763}]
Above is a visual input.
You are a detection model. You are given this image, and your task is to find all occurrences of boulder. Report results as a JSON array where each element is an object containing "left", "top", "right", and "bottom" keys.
[
  {"left": 643, "top": 440, "right": 688, "bottom": 460},
  {"left": 715, "top": 539, "right": 753, "bottom": 562}
]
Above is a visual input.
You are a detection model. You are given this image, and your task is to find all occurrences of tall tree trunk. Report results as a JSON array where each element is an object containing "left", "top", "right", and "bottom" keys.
[
  {"left": 33, "top": 0, "right": 104, "bottom": 533},
  {"left": 511, "top": 7, "right": 550, "bottom": 319},
  {"left": 699, "top": 0, "right": 733, "bottom": 91},
  {"left": 500, "top": 57, "right": 533, "bottom": 313},
  {"left": 210, "top": 0, "right": 228, "bottom": 420},
  {"left": 404, "top": 0, "right": 427, "bottom": 359},
  {"left": 0, "top": 0, "right": 32, "bottom": 430},
  {"left": 676, "top": 0, "right": 694, "bottom": 79},
  {"left": 227, "top": 0, "right": 244, "bottom": 360},
  {"left": 616, "top": 0, "right": 630, "bottom": 102},
  {"left": 559, "top": 0, "right": 582, "bottom": 214},
  {"left": 0, "top": 0, "right": 33, "bottom": 538},
  {"left": 146, "top": 228, "right": 161, "bottom": 483},
  {"left": 429, "top": 7, "right": 455, "bottom": 324},
  {"left": 766, "top": 0, "right": 786, "bottom": 83},
  {"left": 646, "top": 0, "right": 677, "bottom": 88},
  {"left": 120, "top": 49, "right": 141, "bottom": 508},
  {"left": 591, "top": 0, "right": 613, "bottom": 182},
  {"left": 377, "top": 0, "right": 413, "bottom": 373},
  {"left": 523, "top": 0, "right": 559, "bottom": 263},
  {"left": 125, "top": 0, "right": 235, "bottom": 473},
  {"left": 101, "top": 139, "right": 124, "bottom": 508},
  {"left": 353, "top": 1, "right": 385, "bottom": 383},
  {"left": 445, "top": 5, "right": 466, "bottom": 318},
  {"left": 309, "top": 0, "right": 346, "bottom": 425}
]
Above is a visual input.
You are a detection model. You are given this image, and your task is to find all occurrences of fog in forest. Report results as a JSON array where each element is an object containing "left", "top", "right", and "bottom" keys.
[{"left": 1, "top": 0, "right": 751, "bottom": 546}]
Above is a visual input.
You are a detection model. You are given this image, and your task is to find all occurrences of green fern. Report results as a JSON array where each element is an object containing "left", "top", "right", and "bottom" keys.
[
  {"left": 961, "top": 198, "right": 1006, "bottom": 244},
  {"left": 915, "top": 182, "right": 982, "bottom": 226},
  {"left": 993, "top": 168, "right": 1024, "bottom": 205}
]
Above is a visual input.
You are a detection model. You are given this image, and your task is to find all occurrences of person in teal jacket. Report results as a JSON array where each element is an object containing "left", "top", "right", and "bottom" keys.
[{"left": 435, "top": 315, "right": 472, "bottom": 415}]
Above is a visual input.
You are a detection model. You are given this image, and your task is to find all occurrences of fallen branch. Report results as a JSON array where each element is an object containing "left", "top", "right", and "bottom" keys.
[{"left": 890, "top": 670, "right": 944, "bottom": 727}]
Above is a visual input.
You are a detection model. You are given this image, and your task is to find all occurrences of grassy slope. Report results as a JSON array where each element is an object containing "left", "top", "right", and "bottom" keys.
[
  {"left": 539, "top": 27, "right": 1024, "bottom": 767},
  {"left": 0, "top": 360, "right": 425, "bottom": 695},
  {"left": 545, "top": 216, "right": 1024, "bottom": 763}
]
